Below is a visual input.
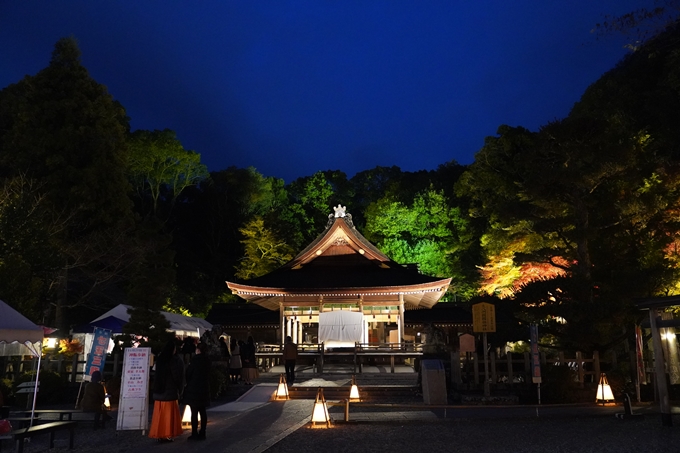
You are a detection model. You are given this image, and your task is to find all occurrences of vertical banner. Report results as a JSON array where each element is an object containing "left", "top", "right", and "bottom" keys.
[
  {"left": 635, "top": 325, "right": 646, "bottom": 385},
  {"left": 84, "top": 327, "right": 112, "bottom": 379},
  {"left": 117, "top": 347, "right": 151, "bottom": 432},
  {"left": 530, "top": 324, "right": 541, "bottom": 384}
]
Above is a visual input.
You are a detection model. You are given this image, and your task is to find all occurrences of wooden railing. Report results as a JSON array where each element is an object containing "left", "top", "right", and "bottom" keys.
[{"left": 255, "top": 342, "right": 424, "bottom": 374}]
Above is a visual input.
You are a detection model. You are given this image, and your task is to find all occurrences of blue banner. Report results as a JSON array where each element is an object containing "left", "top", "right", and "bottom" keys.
[{"left": 84, "top": 327, "right": 112, "bottom": 379}]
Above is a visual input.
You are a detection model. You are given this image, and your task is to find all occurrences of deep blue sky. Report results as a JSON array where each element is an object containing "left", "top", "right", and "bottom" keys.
[{"left": 0, "top": 1, "right": 656, "bottom": 183}]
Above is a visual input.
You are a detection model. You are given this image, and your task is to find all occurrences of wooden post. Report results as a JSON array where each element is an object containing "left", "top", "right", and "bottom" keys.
[
  {"left": 576, "top": 351, "right": 584, "bottom": 388},
  {"left": 451, "top": 351, "right": 461, "bottom": 385},
  {"left": 483, "top": 332, "right": 490, "bottom": 397},
  {"left": 650, "top": 307, "right": 672, "bottom": 426},
  {"left": 507, "top": 352, "right": 514, "bottom": 385},
  {"left": 490, "top": 351, "right": 497, "bottom": 386},
  {"left": 70, "top": 355, "right": 78, "bottom": 383},
  {"left": 473, "top": 352, "right": 480, "bottom": 385},
  {"left": 524, "top": 351, "right": 531, "bottom": 383}
]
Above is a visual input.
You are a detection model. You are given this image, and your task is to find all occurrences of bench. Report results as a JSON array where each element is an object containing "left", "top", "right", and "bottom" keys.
[
  {"left": 18, "top": 409, "right": 82, "bottom": 421},
  {"left": 12, "top": 421, "right": 77, "bottom": 453}
]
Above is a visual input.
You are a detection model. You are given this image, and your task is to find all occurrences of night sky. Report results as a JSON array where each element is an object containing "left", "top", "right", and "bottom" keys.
[{"left": 0, "top": 1, "right": 657, "bottom": 183}]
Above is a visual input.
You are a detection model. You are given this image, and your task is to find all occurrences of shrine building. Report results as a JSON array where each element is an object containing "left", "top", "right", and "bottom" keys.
[{"left": 226, "top": 205, "right": 452, "bottom": 347}]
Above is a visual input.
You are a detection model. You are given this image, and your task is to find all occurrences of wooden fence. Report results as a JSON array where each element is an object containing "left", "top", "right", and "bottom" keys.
[
  {"left": 451, "top": 350, "right": 603, "bottom": 389},
  {"left": 1, "top": 347, "right": 611, "bottom": 388},
  {"left": 1, "top": 354, "right": 125, "bottom": 384}
]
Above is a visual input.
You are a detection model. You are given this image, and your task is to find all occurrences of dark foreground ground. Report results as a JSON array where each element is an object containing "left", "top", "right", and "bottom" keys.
[{"left": 267, "top": 415, "right": 680, "bottom": 453}]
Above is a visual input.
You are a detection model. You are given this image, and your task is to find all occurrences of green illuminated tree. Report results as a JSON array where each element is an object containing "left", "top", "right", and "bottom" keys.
[
  {"left": 364, "top": 188, "right": 472, "bottom": 291},
  {"left": 127, "top": 129, "right": 208, "bottom": 219},
  {"left": 234, "top": 217, "right": 294, "bottom": 280}
]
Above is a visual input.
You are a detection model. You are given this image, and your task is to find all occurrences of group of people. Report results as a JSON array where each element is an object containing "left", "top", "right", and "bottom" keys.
[
  {"left": 227, "top": 336, "right": 258, "bottom": 385},
  {"left": 148, "top": 338, "right": 211, "bottom": 443},
  {"left": 82, "top": 333, "right": 296, "bottom": 443}
]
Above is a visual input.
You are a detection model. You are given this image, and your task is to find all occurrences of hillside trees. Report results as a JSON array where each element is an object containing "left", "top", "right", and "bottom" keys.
[
  {"left": 0, "top": 37, "right": 137, "bottom": 328},
  {"left": 458, "top": 24, "right": 680, "bottom": 350},
  {"left": 171, "top": 167, "right": 288, "bottom": 309}
]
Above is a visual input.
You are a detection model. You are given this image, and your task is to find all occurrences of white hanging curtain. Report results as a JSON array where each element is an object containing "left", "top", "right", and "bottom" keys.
[{"left": 318, "top": 311, "right": 364, "bottom": 348}]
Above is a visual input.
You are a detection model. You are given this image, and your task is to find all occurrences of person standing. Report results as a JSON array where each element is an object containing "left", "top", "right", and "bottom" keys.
[
  {"left": 149, "top": 340, "right": 185, "bottom": 443},
  {"left": 79, "top": 370, "right": 113, "bottom": 429},
  {"left": 283, "top": 336, "right": 298, "bottom": 385},
  {"left": 240, "top": 336, "right": 258, "bottom": 385},
  {"left": 228, "top": 338, "right": 242, "bottom": 384},
  {"left": 184, "top": 342, "right": 211, "bottom": 441}
]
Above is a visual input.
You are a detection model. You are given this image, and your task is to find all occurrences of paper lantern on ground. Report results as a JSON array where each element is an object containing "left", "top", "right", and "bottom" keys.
[
  {"left": 182, "top": 405, "right": 200, "bottom": 427},
  {"left": 310, "top": 388, "right": 331, "bottom": 428},
  {"left": 275, "top": 374, "right": 289, "bottom": 400},
  {"left": 349, "top": 375, "right": 360, "bottom": 402},
  {"left": 596, "top": 373, "right": 615, "bottom": 405}
]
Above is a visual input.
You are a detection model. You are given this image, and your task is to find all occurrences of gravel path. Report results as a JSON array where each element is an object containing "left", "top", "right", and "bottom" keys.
[{"left": 266, "top": 416, "right": 680, "bottom": 453}]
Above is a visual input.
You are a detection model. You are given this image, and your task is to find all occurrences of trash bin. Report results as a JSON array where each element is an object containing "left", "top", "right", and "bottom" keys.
[{"left": 421, "top": 359, "right": 447, "bottom": 405}]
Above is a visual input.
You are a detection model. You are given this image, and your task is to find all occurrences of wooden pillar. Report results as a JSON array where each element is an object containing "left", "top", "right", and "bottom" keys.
[
  {"left": 650, "top": 307, "right": 672, "bottom": 426},
  {"left": 279, "top": 302, "right": 285, "bottom": 344},
  {"left": 398, "top": 295, "right": 405, "bottom": 346},
  {"left": 364, "top": 319, "right": 369, "bottom": 344}
]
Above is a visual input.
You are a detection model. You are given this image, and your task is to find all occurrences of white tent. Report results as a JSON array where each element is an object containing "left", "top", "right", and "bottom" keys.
[
  {"left": 0, "top": 300, "right": 44, "bottom": 426},
  {"left": 91, "top": 304, "right": 213, "bottom": 338}
]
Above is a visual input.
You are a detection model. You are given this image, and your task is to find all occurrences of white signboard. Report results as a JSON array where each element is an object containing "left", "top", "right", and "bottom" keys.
[{"left": 117, "top": 347, "right": 151, "bottom": 432}]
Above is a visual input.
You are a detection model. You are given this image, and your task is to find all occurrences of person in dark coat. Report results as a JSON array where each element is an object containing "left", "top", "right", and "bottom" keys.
[
  {"left": 149, "top": 340, "right": 185, "bottom": 442},
  {"left": 184, "top": 342, "right": 211, "bottom": 440},
  {"left": 80, "top": 370, "right": 112, "bottom": 429},
  {"left": 282, "top": 336, "right": 298, "bottom": 385},
  {"left": 240, "top": 336, "right": 258, "bottom": 385}
]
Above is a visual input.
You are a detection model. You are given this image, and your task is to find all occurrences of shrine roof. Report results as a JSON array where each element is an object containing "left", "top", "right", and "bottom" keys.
[{"left": 227, "top": 206, "right": 451, "bottom": 309}]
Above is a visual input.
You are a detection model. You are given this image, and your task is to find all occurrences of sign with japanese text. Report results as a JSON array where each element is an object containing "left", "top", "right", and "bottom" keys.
[
  {"left": 472, "top": 302, "right": 496, "bottom": 333},
  {"left": 530, "top": 324, "right": 542, "bottom": 384},
  {"left": 84, "top": 327, "right": 112, "bottom": 379},
  {"left": 117, "top": 347, "right": 151, "bottom": 432}
]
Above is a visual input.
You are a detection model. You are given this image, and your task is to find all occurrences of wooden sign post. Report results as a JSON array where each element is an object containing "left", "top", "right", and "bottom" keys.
[{"left": 472, "top": 303, "right": 496, "bottom": 397}]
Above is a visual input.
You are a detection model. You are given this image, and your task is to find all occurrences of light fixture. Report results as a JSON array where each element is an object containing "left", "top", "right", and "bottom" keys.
[
  {"left": 310, "top": 388, "right": 331, "bottom": 428},
  {"left": 104, "top": 394, "right": 111, "bottom": 409},
  {"left": 595, "top": 373, "right": 615, "bottom": 405},
  {"left": 349, "top": 375, "right": 360, "bottom": 402},
  {"left": 182, "top": 405, "right": 200, "bottom": 427},
  {"left": 275, "top": 374, "right": 289, "bottom": 400}
]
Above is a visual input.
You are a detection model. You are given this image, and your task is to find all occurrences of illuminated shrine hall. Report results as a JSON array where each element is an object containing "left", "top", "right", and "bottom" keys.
[{"left": 226, "top": 205, "right": 452, "bottom": 346}]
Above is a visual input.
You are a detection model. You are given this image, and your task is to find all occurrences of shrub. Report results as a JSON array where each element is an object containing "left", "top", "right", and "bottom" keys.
[
  {"left": 209, "top": 366, "right": 228, "bottom": 400},
  {"left": 539, "top": 364, "right": 579, "bottom": 403},
  {"left": 0, "top": 378, "right": 12, "bottom": 405},
  {"left": 14, "top": 369, "right": 68, "bottom": 405}
]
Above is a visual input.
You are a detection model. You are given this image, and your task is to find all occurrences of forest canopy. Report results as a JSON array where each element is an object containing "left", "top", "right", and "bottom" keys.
[{"left": 2, "top": 18, "right": 680, "bottom": 353}]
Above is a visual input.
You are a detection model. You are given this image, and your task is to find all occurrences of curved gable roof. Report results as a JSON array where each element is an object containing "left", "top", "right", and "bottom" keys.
[{"left": 227, "top": 210, "right": 451, "bottom": 310}]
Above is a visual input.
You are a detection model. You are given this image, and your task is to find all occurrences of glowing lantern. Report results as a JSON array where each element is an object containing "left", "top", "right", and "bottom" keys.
[
  {"left": 349, "top": 375, "right": 360, "bottom": 402},
  {"left": 310, "top": 388, "right": 331, "bottom": 428},
  {"left": 275, "top": 374, "right": 289, "bottom": 400},
  {"left": 596, "top": 373, "right": 615, "bottom": 405},
  {"left": 182, "top": 405, "right": 200, "bottom": 427}
]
